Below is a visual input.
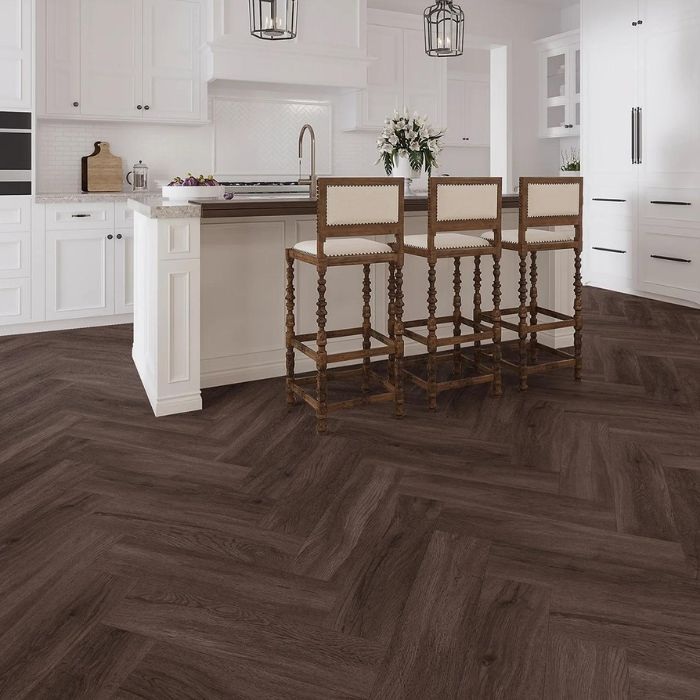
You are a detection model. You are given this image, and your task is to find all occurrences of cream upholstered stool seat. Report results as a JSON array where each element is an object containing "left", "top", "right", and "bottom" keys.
[
  {"left": 482, "top": 229, "right": 576, "bottom": 245},
  {"left": 285, "top": 178, "right": 405, "bottom": 433},
  {"left": 401, "top": 177, "right": 503, "bottom": 410},
  {"left": 293, "top": 238, "right": 393, "bottom": 257},
  {"left": 405, "top": 233, "right": 487, "bottom": 250},
  {"left": 480, "top": 177, "right": 584, "bottom": 391}
]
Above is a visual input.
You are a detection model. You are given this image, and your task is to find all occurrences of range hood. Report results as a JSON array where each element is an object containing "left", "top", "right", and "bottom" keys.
[{"left": 204, "top": 0, "right": 372, "bottom": 89}]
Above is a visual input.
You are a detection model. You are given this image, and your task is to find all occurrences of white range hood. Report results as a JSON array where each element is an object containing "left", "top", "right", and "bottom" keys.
[{"left": 205, "top": 0, "right": 373, "bottom": 89}]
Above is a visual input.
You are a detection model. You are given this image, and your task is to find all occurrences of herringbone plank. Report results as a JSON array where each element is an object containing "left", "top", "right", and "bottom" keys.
[{"left": 1, "top": 286, "right": 700, "bottom": 699}]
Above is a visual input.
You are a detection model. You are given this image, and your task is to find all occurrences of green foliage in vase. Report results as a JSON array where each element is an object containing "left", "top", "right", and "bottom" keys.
[
  {"left": 376, "top": 109, "right": 445, "bottom": 176},
  {"left": 561, "top": 147, "right": 581, "bottom": 172}
]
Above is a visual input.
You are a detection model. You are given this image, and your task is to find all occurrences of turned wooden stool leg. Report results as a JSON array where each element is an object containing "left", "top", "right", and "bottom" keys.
[
  {"left": 574, "top": 247, "right": 583, "bottom": 381},
  {"left": 473, "top": 256, "right": 482, "bottom": 369},
  {"left": 285, "top": 251, "right": 296, "bottom": 407},
  {"left": 452, "top": 257, "right": 462, "bottom": 377},
  {"left": 492, "top": 254, "right": 503, "bottom": 397},
  {"left": 316, "top": 265, "right": 328, "bottom": 433},
  {"left": 361, "top": 264, "right": 372, "bottom": 394},
  {"left": 394, "top": 263, "right": 405, "bottom": 417},
  {"left": 427, "top": 260, "right": 438, "bottom": 411},
  {"left": 529, "top": 250, "right": 538, "bottom": 364},
  {"left": 518, "top": 251, "right": 529, "bottom": 391},
  {"left": 388, "top": 261, "right": 397, "bottom": 381}
]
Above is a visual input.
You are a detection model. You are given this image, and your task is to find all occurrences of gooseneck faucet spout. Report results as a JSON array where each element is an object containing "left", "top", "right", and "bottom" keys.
[{"left": 298, "top": 124, "right": 317, "bottom": 199}]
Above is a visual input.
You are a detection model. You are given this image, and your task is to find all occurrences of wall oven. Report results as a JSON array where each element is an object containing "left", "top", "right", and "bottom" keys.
[{"left": 0, "top": 111, "right": 31, "bottom": 195}]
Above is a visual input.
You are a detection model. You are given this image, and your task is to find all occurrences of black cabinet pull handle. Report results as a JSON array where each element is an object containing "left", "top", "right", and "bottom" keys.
[
  {"left": 650, "top": 200, "right": 692, "bottom": 206},
  {"left": 650, "top": 254, "right": 691, "bottom": 264},
  {"left": 631, "top": 108, "right": 636, "bottom": 163},
  {"left": 593, "top": 246, "right": 626, "bottom": 254},
  {"left": 637, "top": 108, "right": 642, "bottom": 164},
  {"left": 107, "top": 234, "right": 113, "bottom": 240},
  {"left": 592, "top": 198, "right": 626, "bottom": 202},
  {"left": 72, "top": 214, "right": 90, "bottom": 218},
  {"left": 116, "top": 234, "right": 123, "bottom": 240}
]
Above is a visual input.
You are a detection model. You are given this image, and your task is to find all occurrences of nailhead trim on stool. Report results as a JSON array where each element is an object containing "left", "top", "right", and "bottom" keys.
[
  {"left": 293, "top": 238, "right": 393, "bottom": 257},
  {"left": 405, "top": 233, "right": 487, "bottom": 250},
  {"left": 482, "top": 229, "right": 576, "bottom": 244}
]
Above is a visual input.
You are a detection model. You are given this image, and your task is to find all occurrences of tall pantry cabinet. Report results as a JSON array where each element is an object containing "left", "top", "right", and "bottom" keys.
[{"left": 582, "top": 0, "right": 700, "bottom": 306}]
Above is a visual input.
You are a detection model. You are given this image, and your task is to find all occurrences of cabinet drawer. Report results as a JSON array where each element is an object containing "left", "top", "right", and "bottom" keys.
[
  {"left": 46, "top": 203, "right": 115, "bottom": 230},
  {"left": 587, "top": 218, "right": 634, "bottom": 253},
  {"left": 0, "top": 231, "right": 30, "bottom": 279},
  {"left": 640, "top": 231, "right": 700, "bottom": 296},
  {"left": 0, "top": 278, "right": 31, "bottom": 326},
  {"left": 587, "top": 245, "right": 635, "bottom": 282},
  {"left": 115, "top": 202, "right": 134, "bottom": 229},
  {"left": 0, "top": 196, "right": 31, "bottom": 232},
  {"left": 642, "top": 188, "right": 700, "bottom": 224}
]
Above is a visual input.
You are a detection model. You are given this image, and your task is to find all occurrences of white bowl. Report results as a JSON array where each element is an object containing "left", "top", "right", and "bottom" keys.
[{"left": 162, "top": 185, "right": 225, "bottom": 201}]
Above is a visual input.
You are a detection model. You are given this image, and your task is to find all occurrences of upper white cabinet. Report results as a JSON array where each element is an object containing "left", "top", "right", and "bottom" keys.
[
  {"left": 536, "top": 31, "right": 580, "bottom": 138},
  {"left": 341, "top": 10, "right": 447, "bottom": 132},
  {"left": 0, "top": 0, "right": 32, "bottom": 110},
  {"left": 207, "top": 0, "right": 370, "bottom": 89},
  {"left": 445, "top": 77, "right": 490, "bottom": 147},
  {"left": 39, "top": 0, "right": 205, "bottom": 123}
]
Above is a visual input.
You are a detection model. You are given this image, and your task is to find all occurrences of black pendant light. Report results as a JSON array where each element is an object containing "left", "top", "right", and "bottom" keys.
[
  {"left": 249, "top": 0, "right": 298, "bottom": 41},
  {"left": 424, "top": 1, "right": 464, "bottom": 57}
]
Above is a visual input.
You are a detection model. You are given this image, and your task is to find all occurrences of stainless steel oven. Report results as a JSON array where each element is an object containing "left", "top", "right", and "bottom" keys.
[{"left": 0, "top": 111, "right": 31, "bottom": 195}]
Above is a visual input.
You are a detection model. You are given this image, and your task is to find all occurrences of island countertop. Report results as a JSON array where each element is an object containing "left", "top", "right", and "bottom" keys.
[{"left": 197, "top": 192, "right": 520, "bottom": 219}]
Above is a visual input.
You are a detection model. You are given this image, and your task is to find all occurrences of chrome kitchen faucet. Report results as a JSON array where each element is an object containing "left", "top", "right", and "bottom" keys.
[{"left": 298, "top": 124, "right": 317, "bottom": 199}]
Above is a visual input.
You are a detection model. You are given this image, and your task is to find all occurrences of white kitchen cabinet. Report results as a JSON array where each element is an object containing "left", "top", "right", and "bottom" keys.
[
  {"left": 0, "top": 197, "right": 31, "bottom": 326},
  {"left": 44, "top": 0, "right": 81, "bottom": 116},
  {"left": 46, "top": 229, "right": 116, "bottom": 321},
  {"left": 0, "top": 278, "right": 31, "bottom": 325},
  {"left": 81, "top": 0, "right": 143, "bottom": 119},
  {"left": 445, "top": 77, "right": 490, "bottom": 148},
  {"left": 39, "top": 0, "right": 205, "bottom": 123},
  {"left": 0, "top": 0, "right": 32, "bottom": 110},
  {"left": 536, "top": 31, "right": 579, "bottom": 139},
  {"left": 340, "top": 10, "right": 447, "bottom": 132},
  {"left": 114, "top": 228, "right": 134, "bottom": 314}
]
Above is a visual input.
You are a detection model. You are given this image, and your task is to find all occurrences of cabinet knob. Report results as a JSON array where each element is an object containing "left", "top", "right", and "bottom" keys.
[
  {"left": 637, "top": 19, "right": 643, "bottom": 25},
  {"left": 462, "top": 137, "right": 470, "bottom": 141},
  {"left": 632, "top": 21, "right": 637, "bottom": 26},
  {"left": 117, "top": 233, "right": 123, "bottom": 240},
  {"left": 137, "top": 105, "right": 143, "bottom": 110},
  {"left": 144, "top": 105, "right": 150, "bottom": 111},
  {"left": 73, "top": 101, "right": 79, "bottom": 107},
  {"left": 107, "top": 234, "right": 113, "bottom": 240}
]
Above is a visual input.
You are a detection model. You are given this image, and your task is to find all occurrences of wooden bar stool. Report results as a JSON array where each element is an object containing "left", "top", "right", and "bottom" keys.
[
  {"left": 402, "top": 177, "right": 503, "bottom": 410},
  {"left": 480, "top": 176, "right": 583, "bottom": 390},
  {"left": 285, "top": 178, "right": 405, "bottom": 433}
]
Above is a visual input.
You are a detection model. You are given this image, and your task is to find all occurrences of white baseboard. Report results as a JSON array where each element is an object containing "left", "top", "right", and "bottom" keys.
[{"left": 0, "top": 314, "right": 134, "bottom": 337}]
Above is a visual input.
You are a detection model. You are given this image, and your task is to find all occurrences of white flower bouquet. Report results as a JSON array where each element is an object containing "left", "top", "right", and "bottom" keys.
[{"left": 376, "top": 109, "right": 445, "bottom": 176}]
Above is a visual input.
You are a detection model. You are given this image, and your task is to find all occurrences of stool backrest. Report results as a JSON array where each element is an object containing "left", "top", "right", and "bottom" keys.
[
  {"left": 428, "top": 177, "right": 502, "bottom": 250},
  {"left": 317, "top": 178, "right": 404, "bottom": 257},
  {"left": 519, "top": 176, "right": 583, "bottom": 246}
]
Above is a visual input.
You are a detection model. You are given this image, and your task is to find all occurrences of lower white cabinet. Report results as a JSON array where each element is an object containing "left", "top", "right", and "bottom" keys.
[
  {"left": 114, "top": 228, "right": 134, "bottom": 314},
  {"left": 46, "top": 229, "right": 115, "bottom": 320},
  {"left": 0, "top": 278, "right": 30, "bottom": 324}
]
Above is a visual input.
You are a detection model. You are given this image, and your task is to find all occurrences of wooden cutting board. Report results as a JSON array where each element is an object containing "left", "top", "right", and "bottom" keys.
[{"left": 81, "top": 142, "right": 123, "bottom": 192}]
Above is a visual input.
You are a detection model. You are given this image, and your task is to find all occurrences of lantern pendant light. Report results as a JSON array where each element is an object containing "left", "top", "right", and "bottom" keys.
[
  {"left": 249, "top": 0, "right": 298, "bottom": 41},
  {"left": 424, "top": 1, "right": 464, "bottom": 57}
]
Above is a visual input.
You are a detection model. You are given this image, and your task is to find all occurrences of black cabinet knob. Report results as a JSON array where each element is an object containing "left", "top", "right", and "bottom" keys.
[
  {"left": 144, "top": 105, "right": 150, "bottom": 111},
  {"left": 137, "top": 105, "right": 143, "bottom": 110},
  {"left": 116, "top": 234, "right": 123, "bottom": 240},
  {"left": 73, "top": 101, "right": 79, "bottom": 107},
  {"left": 462, "top": 137, "right": 470, "bottom": 141},
  {"left": 107, "top": 234, "right": 113, "bottom": 240},
  {"left": 632, "top": 21, "right": 637, "bottom": 26},
  {"left": 637, "top": 19, "right": 643, "bottom": 25}
]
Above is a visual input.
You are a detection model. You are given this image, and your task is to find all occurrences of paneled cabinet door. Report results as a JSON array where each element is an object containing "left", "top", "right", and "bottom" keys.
[
  {"left": 539, "top": 42, "right": 579, "bottom": 138},
  {"left": 114, "top": 229, "right": 134, "bottom": 315},
  {"left": 0, "top": 0, "right": 32, "bottom": 110},
  {"left": 46, "top": 229, "right": 115, "bottom": 320},
  {"left": 403, "top": 28, "right": 446, "bottom": 127},
  {"left": 446, "top": 78, "right": 490, "bottom": 147},
  {"left": 142, "top": 0, "right": 202, "bottom": 121},
  {"left": 45, "top": 0, "right": 81, "bottom": 116},
  {"left": 364, "top": 24, "right": 403, "bottom": 129},
  {"left": 80, "top": 0, "right": 143, "bottom": 119}
]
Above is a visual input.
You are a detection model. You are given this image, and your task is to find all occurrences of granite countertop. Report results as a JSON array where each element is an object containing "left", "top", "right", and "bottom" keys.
[
  {"left": 127, "top": 197, "right": 202, "bottom": 220},
  {"left": 34, "top": 191, "right": 161, "bottom": 204}
]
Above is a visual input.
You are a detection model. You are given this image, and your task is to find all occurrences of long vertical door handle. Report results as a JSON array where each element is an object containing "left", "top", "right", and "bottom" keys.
[
  {"left": 636, "top": 108, "right": 642, "bottom": 165},
  {"left": 631, "top": 108, "right": 637, "bottom": 164}
]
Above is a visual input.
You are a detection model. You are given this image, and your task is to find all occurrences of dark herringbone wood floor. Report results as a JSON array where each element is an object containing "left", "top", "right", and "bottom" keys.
[{"left": 1, "top": 286, "right": 700, "bottom": 699}]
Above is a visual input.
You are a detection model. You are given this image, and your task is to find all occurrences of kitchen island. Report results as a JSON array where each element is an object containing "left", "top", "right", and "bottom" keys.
[{"left": 129, "top": 193, "right": 573, "bottom": 417}]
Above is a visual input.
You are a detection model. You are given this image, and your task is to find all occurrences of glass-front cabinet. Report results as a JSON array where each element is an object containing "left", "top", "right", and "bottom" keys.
[{"left": 536, "top": 31, "right": 581, "bottom": 138}]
